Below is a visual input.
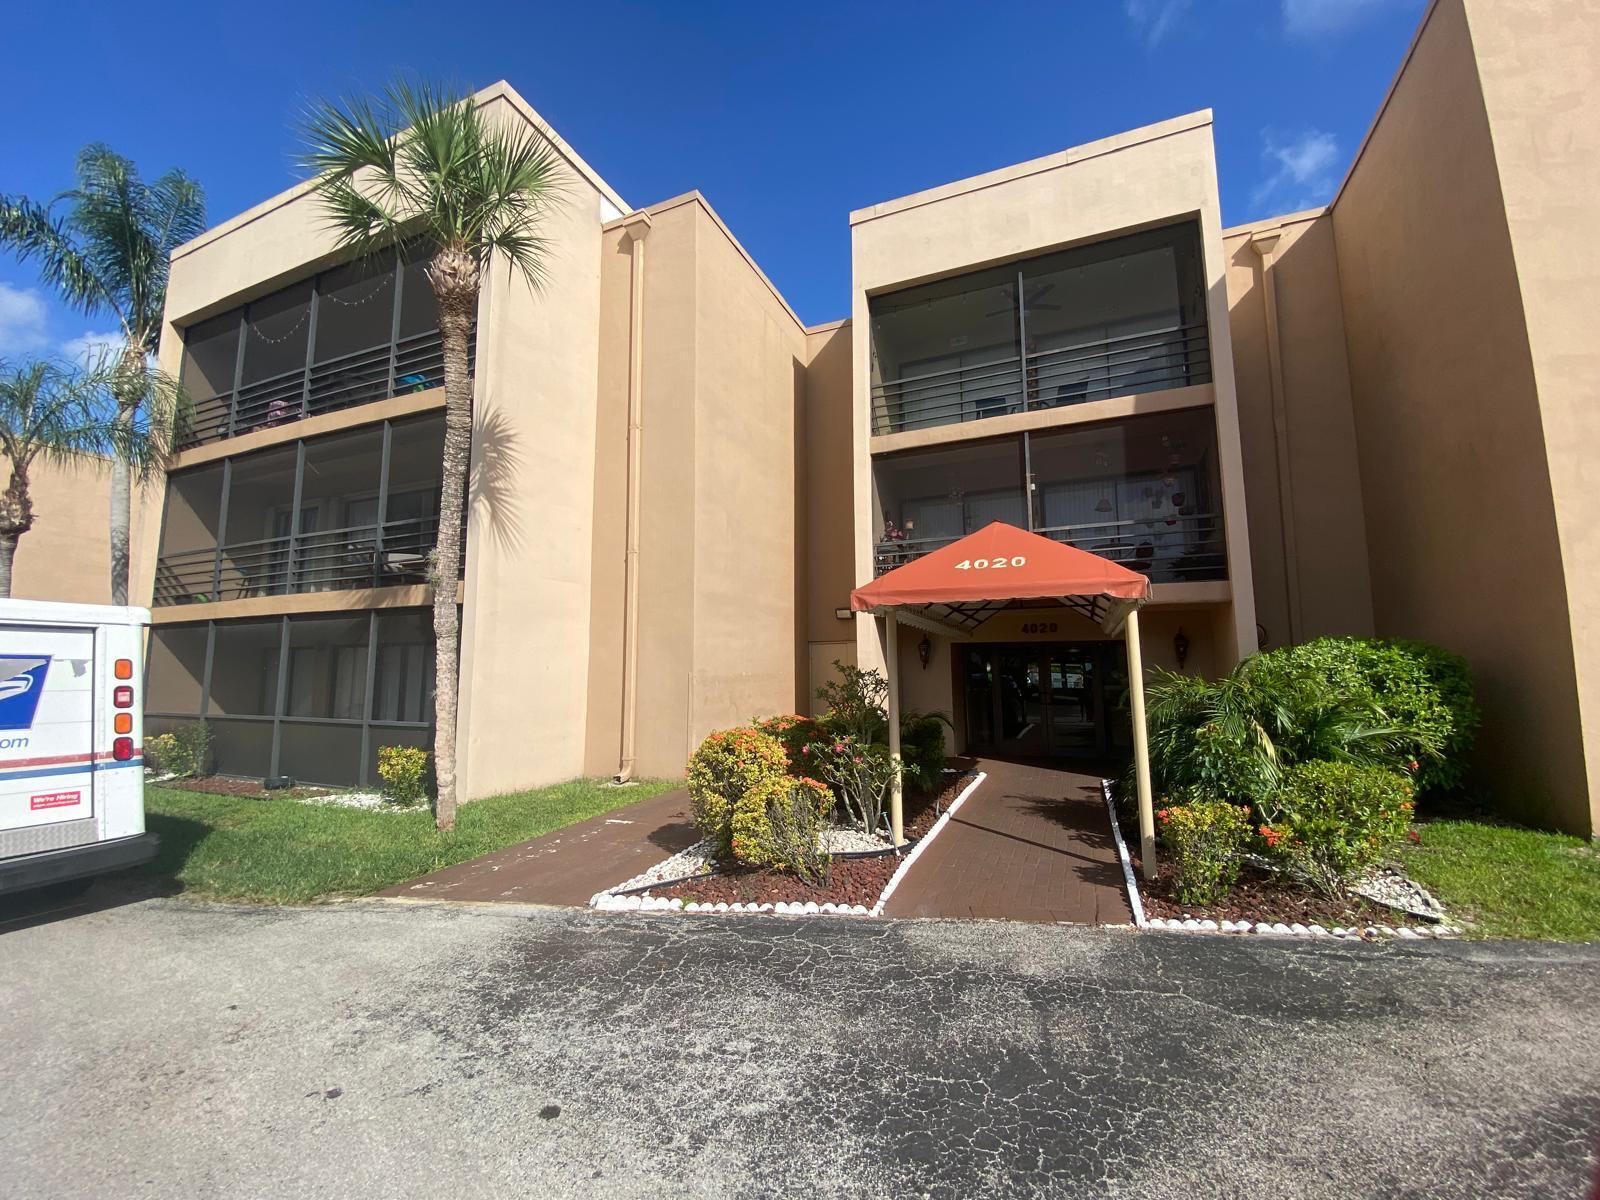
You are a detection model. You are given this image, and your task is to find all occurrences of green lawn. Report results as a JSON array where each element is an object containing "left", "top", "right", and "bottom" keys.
[
  {"left": 1400, "top": 819, "right": 1600, "bottom": 941},
  {"left": 134, "top": 778, "right": 678, "bottom": 905}
]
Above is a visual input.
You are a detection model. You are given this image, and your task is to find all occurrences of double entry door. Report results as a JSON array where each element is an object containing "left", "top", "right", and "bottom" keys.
[{"left": 963, "top": 643, "right": 1116, "bottom": 759}]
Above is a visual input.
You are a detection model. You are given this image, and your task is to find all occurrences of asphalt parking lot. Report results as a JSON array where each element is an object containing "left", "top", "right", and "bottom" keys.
[{"left": 4, "top": 892, "right": 1597, "bottom": 1198}]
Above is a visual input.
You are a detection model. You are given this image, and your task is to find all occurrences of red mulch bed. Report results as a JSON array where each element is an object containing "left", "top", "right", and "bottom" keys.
[
  {"left": 650, "top": 766, "right": 977, "bottom": 909},
  {"left": 155, "top": 775, "right": 332, "bottom": 801},
  {"left": 1139, "top": 861, "right": 1410, "bottom": 928}
]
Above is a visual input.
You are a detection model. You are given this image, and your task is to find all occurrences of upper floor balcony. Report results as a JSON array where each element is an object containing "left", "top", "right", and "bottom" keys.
[
  {"left": 154, "top": 413, "right": 450, "bottom": 607},
  {"left": 868, "top": 222, "right": 1212, "bottom": 437},
  {"left": 872, "top": 406, "right": 1226, "bottom": 585},
  {"left": 176, "top": 248, "right": 473, "bottom": 449}
]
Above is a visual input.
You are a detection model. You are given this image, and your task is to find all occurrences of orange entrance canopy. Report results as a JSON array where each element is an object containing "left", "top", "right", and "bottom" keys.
[
  {"left": 853, "top": 520, "right": 1159, "bottom": 879},
  {"left": 851, "top": 521, "right": 1150, "bottom": 631}
]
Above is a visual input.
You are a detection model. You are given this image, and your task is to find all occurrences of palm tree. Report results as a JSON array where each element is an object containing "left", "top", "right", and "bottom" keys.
[
  {"left": 300, "top": 81, "right": 566, "bottom": 830},
  {"left": 0, "top": 360, "right": 157, "bottom": 597},
  {"left": 0, "top": 146, "right": 205, "bottom": 605}
]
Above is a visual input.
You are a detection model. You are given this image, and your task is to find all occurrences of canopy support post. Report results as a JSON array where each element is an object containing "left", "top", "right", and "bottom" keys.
[
  {"left": 885, "top": 609, "right": 905, "bottom": 847},
  {"left": 1125, "top": 606, "right": 1157, "bottom": 880}
]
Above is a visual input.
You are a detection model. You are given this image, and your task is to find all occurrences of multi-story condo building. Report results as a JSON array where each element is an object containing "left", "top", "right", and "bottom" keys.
[{"left": 135, "top": 0, "right": 1600, "bottom": 837}]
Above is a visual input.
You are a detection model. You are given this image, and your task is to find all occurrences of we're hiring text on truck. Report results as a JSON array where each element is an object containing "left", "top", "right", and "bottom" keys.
[{"left": 0, "top": 600, "right": 157, "bottom": 894}]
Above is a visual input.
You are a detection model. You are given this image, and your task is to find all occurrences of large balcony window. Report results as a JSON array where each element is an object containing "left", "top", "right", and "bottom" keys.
[
  {"left": 873, "top": 407, "right": 1226, "bottom": 584},
  {"left": 869, "top": 223, "right": 1211, "bottom": 435},
  {"left": 177, "top": 249, "right": 471, "bottom": 447},
  {"left": 145, "top": 608, "right": 435, "bottom": 787},
  {"left": 153, "top": 414, "right": 446, "bottom": 606}
]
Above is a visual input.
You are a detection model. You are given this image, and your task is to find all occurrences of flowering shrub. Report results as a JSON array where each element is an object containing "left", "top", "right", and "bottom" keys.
[
  {"left": 144, "top": 732, "right": 180, "bottom": 777},
  {"left": 1258, "top": 760, "right": 1415, "bottom": 895},
  {"left": 377, "top": 745, "right": 431, "bottom": 807},
  {"left": 731, "top": 775, "right": 833, "bottom": 881},
  {"left": 815, "top": 661, "right": 889, "bottom": 744},
  {"left": 147, "top": 721, "right": 211, "bottom": 778},
  {"left": 687, "top": 727, "right": 789, "bottom": 859},
  {"left": 754, "top": 713, "right": 827, "bottom": 776},
  {"left": 803, "top": 735, "right": 897, "bottom": 837},
  {"left": 1156, "top": 800, "right": 1252, "bottom": 905}
]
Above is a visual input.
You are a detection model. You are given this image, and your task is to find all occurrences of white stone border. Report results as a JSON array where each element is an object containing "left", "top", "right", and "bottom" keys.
[
  {"left": 1101, "top": 778, "right": 1148, "bottom": 929},
  {"left": 1143, "top": 916, "right": 1460, "bottom": 940},
  {"left": 590, "top": 771, "right": 989, "bottom": 919},
  {"left": 1100, "top": 779, "right": 1462, "bottom": 941}
]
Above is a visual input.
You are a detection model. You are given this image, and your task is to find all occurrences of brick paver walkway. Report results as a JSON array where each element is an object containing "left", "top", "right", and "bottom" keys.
[
  {"left": 378, "top": 786, "right": 697, "bottom": 906},
  {"left": 884, "top": 759, "right": 1134, "bottom": 925}
]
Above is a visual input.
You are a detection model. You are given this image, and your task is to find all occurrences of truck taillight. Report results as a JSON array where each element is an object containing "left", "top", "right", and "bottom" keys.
[
  {"left": 114, "top": 713, "right": 133, "bottom": 734},
  {"left": 113, "top": 685, "right": 133, "bottom": 708},
  {"left": 114, "top": 658, "right": 133, "bottom": 680},
  {"left": 113, "top": 737, "right": 134, "bottom": 761}
]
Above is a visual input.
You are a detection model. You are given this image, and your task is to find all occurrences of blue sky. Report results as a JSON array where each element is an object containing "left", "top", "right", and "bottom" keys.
[{"left": 3, "top": 0, "right": 1424, "bottom": 346}]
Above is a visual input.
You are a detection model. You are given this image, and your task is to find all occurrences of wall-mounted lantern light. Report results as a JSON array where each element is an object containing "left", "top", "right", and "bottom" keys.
[
  {"left": 1174, "top": 627, "right": 1190, "bottom": 670},
  {"left": 918, "top": 633, "right": 932, "bottom": 669}
]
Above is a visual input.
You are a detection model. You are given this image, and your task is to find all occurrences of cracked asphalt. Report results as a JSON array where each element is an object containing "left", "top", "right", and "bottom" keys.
[{"left": 3, "top": 895, "right": 1598, "bottom": 1199}]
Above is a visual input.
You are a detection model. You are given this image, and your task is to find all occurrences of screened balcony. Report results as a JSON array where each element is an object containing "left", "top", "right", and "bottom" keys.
[
  {"left": 873, "top": 406, "right": 1226, "bottom": 584},
  {"left": 177, "top": 248, "right": 474, "bottom": 448},
  {"left": 869, "top": 223, "right": 1212, "bottom": 435},
  {"left": 153, "top": 414, "right": 450, "bottom": 606},
  {"left": 145, "top": 609, "right": 434, "bottom": 787}
]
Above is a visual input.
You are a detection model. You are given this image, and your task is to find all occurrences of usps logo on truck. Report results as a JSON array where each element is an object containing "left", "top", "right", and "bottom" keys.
[{"left": 0, "top": 655, "right": 50, "bottom": 731}]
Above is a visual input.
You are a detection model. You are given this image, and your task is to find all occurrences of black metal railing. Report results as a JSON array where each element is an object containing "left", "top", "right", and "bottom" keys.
[
  {"left": 870, "top": 322, "right": 1211, "bottom": 435},
  {"left": 179, "top": 328, "right": 474, "bottom": 449},
  {"left": 153, "top": 514, "right": 461, "bottom": 606},
  {"left": 871, "top": 512, "right": 1226, "bottom": 585}
]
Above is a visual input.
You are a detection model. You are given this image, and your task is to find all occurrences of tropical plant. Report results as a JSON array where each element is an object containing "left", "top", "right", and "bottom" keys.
[
  {"left": 1258, "top": 760, "right": 1415, "bottom": 896},
  {"left": 899, "top": 710, "right": 953, "bottom": 793},
  {"left": 0, "top": 147, "right": 204, "bottom": 604},
  {"left": 300, "top": 81, "right": 567, "bottom": 830},
  {"left": 686, "top": 727, "right": 790, "bottom": 859},
  {"left": 1155, "top": 800, "right": 1252, "bottom": 905},
  {"left": 1141, "top": 659, "right": 1421, "bottom": 807},
  {"left": 0, "top": 361, "right": 157, "bottom": 596},
  {"left": 802, "top": 735, "right": 898, "bottom": 838},
  {"left": 160, "top": 719, "right": 212, "bottom": 778},
  {"left": 815, "top": 661, "right": 889, "bottom": 744},
  {"left": 1251, "top": 638, "right": 1476, "bottom": 793}
]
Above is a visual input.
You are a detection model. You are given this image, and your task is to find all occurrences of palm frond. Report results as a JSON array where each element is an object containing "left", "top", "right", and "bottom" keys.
[
  {"left": 0, "top": 358, "right": 149, "bottom": 470},
  {"left": 0, "top": 197, "right": 116, "bottom": 318}
]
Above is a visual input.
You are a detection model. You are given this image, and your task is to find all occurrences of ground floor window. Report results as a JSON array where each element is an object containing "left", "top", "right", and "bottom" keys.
[{"left": 145, "top": 607, "right": 438, "bottom": 788}]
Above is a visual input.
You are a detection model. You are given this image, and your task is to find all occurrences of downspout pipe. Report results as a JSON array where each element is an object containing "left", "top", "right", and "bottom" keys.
[{"left": 614, "top": 213, "right": 652, "bottom": 784}]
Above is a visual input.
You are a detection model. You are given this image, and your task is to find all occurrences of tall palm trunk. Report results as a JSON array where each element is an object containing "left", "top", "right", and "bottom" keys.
[
  {"left": 425, "top": 246, "right": 479, "bottom": 831},
  {"left": 0, "top": 461, "right": 33, "bottom": 600},
  {"left": 107, "top": 342, "right": 144, "bottom": 607}
]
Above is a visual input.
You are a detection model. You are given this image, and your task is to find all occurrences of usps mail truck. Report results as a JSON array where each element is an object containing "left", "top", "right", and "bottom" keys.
[{"left": 0, "top": 599, "right": 157, "bottom": 894}]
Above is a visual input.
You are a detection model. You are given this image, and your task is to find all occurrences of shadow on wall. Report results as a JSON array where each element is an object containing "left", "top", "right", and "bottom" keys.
[{"left": 470, "top": 405, "right": 526, "bottom": 554}]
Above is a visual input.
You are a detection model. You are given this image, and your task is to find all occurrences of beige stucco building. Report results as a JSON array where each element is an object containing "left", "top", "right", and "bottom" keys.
[{"left": 131, "top": 0, "right": 1600, "bottom": 835}]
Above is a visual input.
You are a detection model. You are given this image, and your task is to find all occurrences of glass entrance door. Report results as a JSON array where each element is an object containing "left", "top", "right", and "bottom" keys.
[{"left": 964, "top": 643, "right": 1109, "bottom": 758}]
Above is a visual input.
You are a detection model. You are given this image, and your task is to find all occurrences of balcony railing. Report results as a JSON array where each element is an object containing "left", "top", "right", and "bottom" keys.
[
  {"left": 870, "top": 322, "right": 1211, "bottom": 436},
  {"left": 180, "top": 328, "right": 473, "bottom": 449},
  {"left": 872, "top": 512, "right": 1226, "bottom": 585},
  {"left": 153, "top": 515, "right": 455, "bottom": 606}
]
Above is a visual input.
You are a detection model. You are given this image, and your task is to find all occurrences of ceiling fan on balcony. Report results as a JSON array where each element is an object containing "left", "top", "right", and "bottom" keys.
[{"left": 984, "top": 281, "right": 1062, "bottom": 317}]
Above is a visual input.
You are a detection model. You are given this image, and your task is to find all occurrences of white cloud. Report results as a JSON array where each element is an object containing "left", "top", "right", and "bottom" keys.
[
  {"left": 1125, "top": 0, "right": 1191, "bottom": 46},
  {"left": 60, "top": 330, "right": 125, "bottom": 368},
  {"left": 0, "top": 282, "right": 51, "bottom": 358},
  {"left": 1251, "top": 128, "right": 1342, "bottom": 214},
  {"left": 1282, "top": 0, "right": 1409, "bottom": 40}
]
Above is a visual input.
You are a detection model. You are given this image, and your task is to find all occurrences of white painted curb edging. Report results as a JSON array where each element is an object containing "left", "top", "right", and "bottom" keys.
[
  {"left": 869, "top": 770, "right": 987, "bottom": 917},
  {"left": 589, "top": 771, "right": 988, "bottom": 920},
  {"left": 1101, "top": 779, "right": 1147, "bottom": 929}
]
